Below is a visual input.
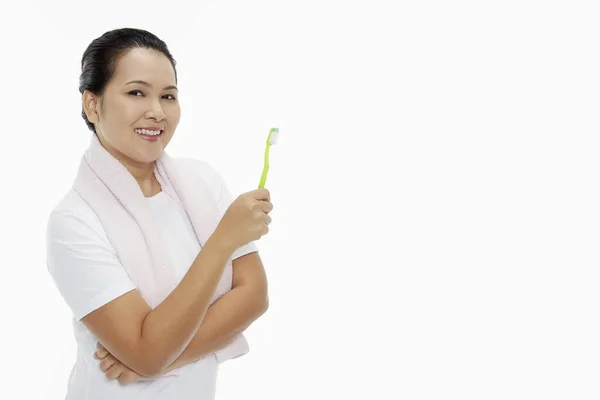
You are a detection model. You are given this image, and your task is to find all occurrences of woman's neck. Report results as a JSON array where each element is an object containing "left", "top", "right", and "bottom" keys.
[{"left": 128, "top": 165, "right": 161, "bottom": 197}]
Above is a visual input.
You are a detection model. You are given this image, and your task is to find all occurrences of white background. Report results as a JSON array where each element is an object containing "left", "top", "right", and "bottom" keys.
[{"left": 0, "top": 0, "right": 598, "bottom": 399}]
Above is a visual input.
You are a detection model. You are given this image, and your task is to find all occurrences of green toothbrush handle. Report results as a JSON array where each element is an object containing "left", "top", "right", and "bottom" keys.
[{"left": 258, "top": 143, "right": 271, "bottom": 188}]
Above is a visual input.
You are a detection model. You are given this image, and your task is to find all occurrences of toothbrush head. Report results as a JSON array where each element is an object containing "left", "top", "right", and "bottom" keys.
[{"left": 268, "top": 128, "right": 279, "bottom": 145}]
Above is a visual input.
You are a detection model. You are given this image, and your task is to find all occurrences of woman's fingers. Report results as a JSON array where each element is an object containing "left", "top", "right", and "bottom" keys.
[
  {"left": 99, "top": 354, "right": 117, "bottom": 372},
  {"left": 105, "top": 362, "right": 124, "bottom": 380}
]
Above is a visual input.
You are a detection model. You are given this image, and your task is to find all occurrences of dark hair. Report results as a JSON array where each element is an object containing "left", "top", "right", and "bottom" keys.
[{"left": 78, "top": 28, "right": 177, "bottom": 132}]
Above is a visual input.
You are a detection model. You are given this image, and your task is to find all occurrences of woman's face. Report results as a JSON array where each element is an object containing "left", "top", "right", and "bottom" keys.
[{"left": 84, "top": 47, "right": 181, "bottom": 165}]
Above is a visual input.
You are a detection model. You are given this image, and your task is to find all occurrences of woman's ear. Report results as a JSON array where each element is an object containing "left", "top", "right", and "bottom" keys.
[{"left": 83, "top": 90, "right": 100, "bottom": 124}]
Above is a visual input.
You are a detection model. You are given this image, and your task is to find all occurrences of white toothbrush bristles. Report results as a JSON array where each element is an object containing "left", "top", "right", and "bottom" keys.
[{"left": 269, "top": 128, "right": 279, "bottom": 145}]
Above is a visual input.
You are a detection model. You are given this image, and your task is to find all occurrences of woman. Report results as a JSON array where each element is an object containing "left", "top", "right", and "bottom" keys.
[{"left": 46, "top": 27, "right": 272, "bottom": 399}]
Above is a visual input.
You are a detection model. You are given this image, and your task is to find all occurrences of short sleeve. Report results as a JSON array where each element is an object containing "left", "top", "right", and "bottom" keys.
[
  {"left": 180, "top": 158, "right": 260, "bottom": 260},
  {"left": 46, "top": 209, "right": 136, "bottom": 320}
]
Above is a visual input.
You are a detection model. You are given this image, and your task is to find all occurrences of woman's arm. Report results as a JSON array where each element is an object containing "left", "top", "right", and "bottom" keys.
[
  {"left": 83, "top": 231, "right": 235, "bottom": 377},
  {"left": 95, "top": 252, "right": 268, "bottom": 382},
  {"left": 161, "top": 251, "right": 269, "bottom": 373}
]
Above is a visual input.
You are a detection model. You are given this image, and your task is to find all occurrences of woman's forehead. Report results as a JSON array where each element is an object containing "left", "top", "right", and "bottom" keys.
[{"left": 112, "top": 48, "right": 176, "bottom": 86}]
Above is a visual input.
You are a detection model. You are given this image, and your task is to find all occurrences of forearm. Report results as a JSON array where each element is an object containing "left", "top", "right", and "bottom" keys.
[
  {"left": 161, "top": 284, "right": 268, "bottom": 373},
  {"left": 139, "top": 232, "right": 234, "bottom": 374}
]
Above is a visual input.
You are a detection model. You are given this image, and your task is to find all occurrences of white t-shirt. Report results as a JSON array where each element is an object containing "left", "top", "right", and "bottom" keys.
[{"left": 46, "top": 159, "right": 258, "bottom": 400}]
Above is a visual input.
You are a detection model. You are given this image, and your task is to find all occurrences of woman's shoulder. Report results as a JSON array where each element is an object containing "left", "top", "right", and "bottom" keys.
[
  {"left": 49, "top": 189, "right": 97, "bottom": 219},
  {"left": 46, "top": 189, "right": 106, "bottom": 241}
]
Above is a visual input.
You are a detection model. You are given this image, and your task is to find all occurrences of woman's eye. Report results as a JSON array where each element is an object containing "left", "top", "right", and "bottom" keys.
[{"left": 128, "top": 90, "right": 176, "bottom": 100}]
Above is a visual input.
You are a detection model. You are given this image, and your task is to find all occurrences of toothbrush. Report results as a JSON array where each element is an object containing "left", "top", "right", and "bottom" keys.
[{"left": 258, "top": 127, "right": 279, "bottom": 189}]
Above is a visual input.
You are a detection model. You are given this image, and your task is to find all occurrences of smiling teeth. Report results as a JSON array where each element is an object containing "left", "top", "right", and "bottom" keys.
[{"left": 135, "top": 129, "right": 162, "bottom": 136}]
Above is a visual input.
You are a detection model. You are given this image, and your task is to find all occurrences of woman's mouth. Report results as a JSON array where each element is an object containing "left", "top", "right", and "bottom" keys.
[{"left": 135, "top": 128, "right": 163, "bottom": 142}]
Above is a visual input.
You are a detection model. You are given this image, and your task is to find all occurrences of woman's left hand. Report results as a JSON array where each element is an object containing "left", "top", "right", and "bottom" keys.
[{"left": 94, "top": 342, "right": 147, "bottom": 385}]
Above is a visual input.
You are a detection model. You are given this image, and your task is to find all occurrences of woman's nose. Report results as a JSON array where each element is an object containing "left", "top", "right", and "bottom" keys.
[{"left": 145, "top": 101, "right": 166, "bottom": 121}]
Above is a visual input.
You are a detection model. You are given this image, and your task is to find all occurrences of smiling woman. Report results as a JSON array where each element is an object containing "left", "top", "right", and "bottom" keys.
[{"left": 46, "top": 28, "right": 272, "bottom": 400}]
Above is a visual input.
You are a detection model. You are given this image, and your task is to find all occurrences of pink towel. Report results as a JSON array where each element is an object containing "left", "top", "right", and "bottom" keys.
[{"left": 73, "top": 133, "right": 248, "bottom": 376}]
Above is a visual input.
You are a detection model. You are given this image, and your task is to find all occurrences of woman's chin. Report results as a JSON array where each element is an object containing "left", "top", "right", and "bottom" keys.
[
  {"left": 122, "top": 145, "right": 163, "bottom": 165},
  {"left": 136, "top": 151, "right": 163, "bottom": 164}
]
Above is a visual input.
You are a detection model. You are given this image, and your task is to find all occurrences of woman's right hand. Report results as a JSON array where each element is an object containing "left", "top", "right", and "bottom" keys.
[{"left": 214, "top": 188, "right": 273, "bottom": 251}]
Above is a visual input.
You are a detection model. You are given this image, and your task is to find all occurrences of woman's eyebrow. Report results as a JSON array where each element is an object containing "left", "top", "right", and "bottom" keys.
[{"left": 124, "top": 80, "right": 178, "bottom": 91}]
